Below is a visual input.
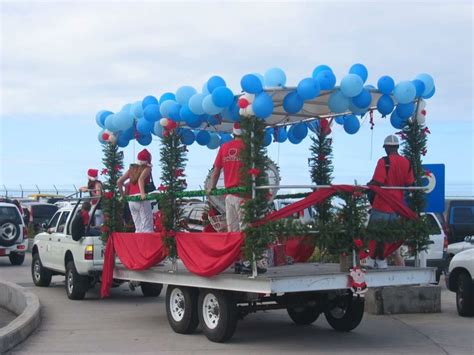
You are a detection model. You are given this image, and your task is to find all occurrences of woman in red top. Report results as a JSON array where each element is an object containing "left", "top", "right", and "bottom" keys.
[
  {"left": 118, "top": 149, "right": 154, "bottom": 232},
  {"left": 80, "top": 169, "right": 103, "bottom": 226}
]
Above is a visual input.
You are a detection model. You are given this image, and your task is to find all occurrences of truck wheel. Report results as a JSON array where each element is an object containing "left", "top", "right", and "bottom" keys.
[
  {"left": 9, "top": 252, "right": 25, "bottom": 265},
  {"left": 456, "top": 272, "right": 474, "bottom": 317},
  {"left": 31, "top": 253, "right": 52, "bottom": 287},
  {"left": 165, "top": 286, "right": 199, "bottom": 334},
  {"left": 324, "top": 295, "right": 364, "bottom": 332},
  {"left": 0, "top": 219, "right": 21, "bottom": 247},
  {"left": 287, "top": 305, "right": 320, "bottom": 325},
  {"left": 65, "top": 261, "right": 89, "bottom": 300},
  {"left": 198, "top": 289, "right": 238, "bottom": 343},
  {"left": 141, "top": 282, "right": 163, "bottom": 297}
]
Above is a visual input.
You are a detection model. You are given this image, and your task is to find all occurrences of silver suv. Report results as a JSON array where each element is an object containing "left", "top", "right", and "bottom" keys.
[{"left": 0, "top": 202, "right": 28, "bottom": 265}]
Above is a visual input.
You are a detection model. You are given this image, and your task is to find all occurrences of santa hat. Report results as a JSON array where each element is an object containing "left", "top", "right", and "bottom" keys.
[
  {"left": 137, "top": 149, "right": 152, "bottom": 165},
  {"left": 87, "top": 169, "right": 98, "bottom": 180},
  {"left": 233, "top": 122, "right": 242, "bottom": 136}
]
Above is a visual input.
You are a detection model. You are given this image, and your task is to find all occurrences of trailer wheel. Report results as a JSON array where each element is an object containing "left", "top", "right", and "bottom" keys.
[
  {"left": 166, "top": 286, "right": 199, "bottom": 334},
  {"left": 287, "top": 305, "right": 320, "bottom": 325},
  {"left": 141, "top": 282, "right": 163, "bottom": 297},
  {"left": 198, "top": 289, "right": 238, "bottom": 343},
  {"left": 324, "top": 295, "right": 364, "bottom": 332}
]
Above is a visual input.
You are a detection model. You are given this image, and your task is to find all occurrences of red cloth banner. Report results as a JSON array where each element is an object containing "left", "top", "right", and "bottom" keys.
[{"left": 284, "top": 237, "right": 316, "bottom": 263}]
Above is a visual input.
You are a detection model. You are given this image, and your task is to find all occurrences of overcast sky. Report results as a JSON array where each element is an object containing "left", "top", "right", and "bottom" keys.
[{"left": 0, "top": 0, "right": 473, "bottom": 197}]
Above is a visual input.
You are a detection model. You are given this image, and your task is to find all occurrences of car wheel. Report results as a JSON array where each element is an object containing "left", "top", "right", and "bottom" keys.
[
  {"left": 31, "top": 253, "right": 52, "bottom": 287},
  {"left": 324, "top": 295, "right": 365, "bottom": 332},
  {"left": 9, "top": 252, "right": 25, "bottom": 265},
  {"left": 0, "top": 219, "right": 21, "bottom": 247},
  {"left": 141, "top": 282, "right": 163, "bottom": 297},
  {"left": 165, "top": 286, "right": 199, "bottom": 334},
  {"left": 287, "top": 305, "right": 320, "bottom": 325},
  {"left": 456, "top": 272, "right": 474, "bottom": 317},
  {"left": 65, "top": 260, "right": 89, "bottom": 300}
]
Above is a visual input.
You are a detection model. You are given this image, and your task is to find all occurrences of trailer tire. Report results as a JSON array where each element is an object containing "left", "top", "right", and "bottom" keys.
[
  {"left": 324, "top": 295, "right": 364, "bottom": 332},
  {"left": 198, "top": 289, "right": 238, "bottom": 343},
  {"left": 166, "top": 286, "right": 199, "bottom": 334},
  {"left": 287, "top": 305, "right": 320, "bottom": 325},
  {"left": 141, "top": 282, "right": 163, "bottom": 297},
  {"left": 31, "top": 253, "right": 52, "bottom": 287},
  {"left": 65, "top": 261, "right": 89, "bottom": 300}
]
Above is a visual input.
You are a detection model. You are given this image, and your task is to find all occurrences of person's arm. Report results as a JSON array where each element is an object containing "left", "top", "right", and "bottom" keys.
[
  {"left": 207, "top": 166, "right": 222, "bottom": 194},
  {"left": 138, "top": 167, "right": 151, "bottom": 200},
  {"left": 117, "top": 170, "right": 130, "bottom": 196}
]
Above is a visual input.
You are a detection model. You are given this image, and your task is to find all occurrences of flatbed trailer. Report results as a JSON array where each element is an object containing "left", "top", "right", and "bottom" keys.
[{"left": 113, "top": 262, "right": 436, "bottom": 342}]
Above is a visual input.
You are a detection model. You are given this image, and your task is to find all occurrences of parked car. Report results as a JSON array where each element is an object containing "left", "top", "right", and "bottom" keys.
[
  {"left": 21, "top": 202, "right": 58, "bottom": 233},
  {"left": 445, "top": 198, "right": 474, "bottom": 244},
  {"left": 0, "top": 202, "right": 28, "bottom": 265},
  {"left": 446, "top": 248, "right": 474, "bottom": 316},
  {"left": 448, "top": 235, "right": 474, "bottom": 261}
]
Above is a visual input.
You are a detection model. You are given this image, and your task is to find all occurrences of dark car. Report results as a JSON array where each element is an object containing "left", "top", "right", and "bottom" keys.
[
  {"left": 21, "top": 202, "right": 58, "bottom": 233},
  {"left": 445, "top": 198, "right": 474, "bottom": 244}
]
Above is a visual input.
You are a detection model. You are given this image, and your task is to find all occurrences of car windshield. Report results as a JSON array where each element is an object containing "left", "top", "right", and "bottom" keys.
[
  {"left": 0, "top": 206, "right": 22, "bottom": 224},
  {"left": 32, "top": 205, "right": 58, "bottom": 219}
]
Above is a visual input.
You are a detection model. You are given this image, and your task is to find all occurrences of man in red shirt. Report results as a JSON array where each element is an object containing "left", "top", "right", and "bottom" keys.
[{"left": 366, "top": 134, "right": 415, "bottom": 268}]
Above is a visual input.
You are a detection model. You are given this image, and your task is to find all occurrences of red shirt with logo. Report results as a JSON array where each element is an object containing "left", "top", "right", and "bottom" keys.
[
  {"left": 214, "top": 139, "right": 245, "bottom": 189},
  {"left": 372, "top": 154, "right": 415, "bottom": 213}
]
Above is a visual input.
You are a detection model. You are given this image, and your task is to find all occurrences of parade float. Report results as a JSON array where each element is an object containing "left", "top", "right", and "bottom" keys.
[{"left": 94, "top": 64, "right": 436, "bottom": 342}]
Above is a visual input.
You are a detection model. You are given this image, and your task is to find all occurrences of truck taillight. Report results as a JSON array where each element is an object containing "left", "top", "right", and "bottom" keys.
[{"left": 85, "top": 245, "right": 94, "bottom": 260}]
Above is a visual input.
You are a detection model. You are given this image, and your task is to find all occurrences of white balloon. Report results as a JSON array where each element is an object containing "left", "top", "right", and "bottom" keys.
[
  {"left": 160, "top": 118, "right": 169, "bottom": 127},
  {"left": 244, "top": 93, "right": 255, "bottom": 103}
]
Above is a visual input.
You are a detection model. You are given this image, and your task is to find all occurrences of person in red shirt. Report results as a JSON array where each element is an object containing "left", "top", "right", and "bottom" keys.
[{"left": 366, "top": 134, "right": 415, "bottom": 268}]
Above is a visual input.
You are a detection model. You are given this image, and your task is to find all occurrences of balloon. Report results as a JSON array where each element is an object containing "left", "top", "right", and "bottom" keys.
[
  {"left": 168, "top": 103, "right": 182, "bottom": 121},
  {"left": 202, "top": 82, "right": 210, "bottom": 95},
  {"left": 252, "top": 92, "right": 274, "bottom": 119},
  {"left": 207, "top": 76, "right": 226, "bottom": 93},
  {"left": 349, "top": 63, "right": 368, "bottom": 83},
  {"left": 283, "top": 91, "right": 304, "bottom": 114},
  {"left": 393, "top": 81, "right": 416, "bottom": 104},
  {"left": 159, "top": 93, "right": 176, "bottom": 104},
  {"left": 142, "top": 95, "right": 158, "bottom": 108},
  {"left": 422, "top": 86, "right": 435, "bottom": 99},
  {"left": 137, "top": 134, "right": 152, "bottom": 146},
  {"left": 335, "top": 116, "right": 345, "bottom": 125},
  {"left": 328, "top": 90, "right": 350, "bottom": 113},
  {"left": 114, "top": 111, "right": 134, "bottom": 131},
  {"left": 131, "top": 101, "right": 144, "bottom": 118},
  {"left": 143, "top": 104, "right": 161, "bottom": 122},
  {"left": 212, "top": 87, "right": 234, "bottom": 108},
  {"left": 349, "top": 101, "right": 368, "bottom": 115},
  {"left": 253, "top": 73, "right": 265, "bottom": 86},
  {"left": 186, "top": 114, "right": 202, "bottom": 128},
  {"left": 264, "top": 67, "right": 287, "bottom": 87},
  {"left": 275, "top": 126, "right": 288, "bottom": 143},
  {"left": 195, "top": 130, "right": 211, "bottom": 146},
  {"left": 288, "top": 127, "right": 302, "bottom": 144},
  {"left": 96, "top": 110, "right": 112, "bottom": 128},
  {"left": 343, "top": 115, "right": 360, "bottom": 134},
  {"left": 188, "top": 93, "right": 206, "bottom": 115},
  {"left": 160, "top": 100, "right": 180, "bottom": 118},
  {"left": 292, "top": 123, "right": 308, "bottom": 140},
  {"left": 202, "top": 95, "right": 222, "bottom": 115},
  {"left": 395, "top": 102, "right": 415, "bottom": 119},
  {"left": 98, "top": 130, "right": 107, "bottom": 144},
  {"left": 377, "top": 94, "right": 394, "bottom": 116},
  {"left": 180, "top": 105, "right": 198, "bottom": 123},
  {"left": 312, "top": 65, "right": 332, "bottom": 79},
  {"left": 412, "top": 80, "right": 426, "bottom": 98},
  {"left": 340, "top": 74, "right": 364, "bottom": 97},
  {"left": 352, "top": 88, "right": 372, "bottom": 109},
  {"left": 154, "top": 122, "right": 164, "bottom": 137},
  {"left": 136, "top": 118, "right": 154, "bottom": 135},
  {"left": 219, "top": 133, "right": 232, "bottom": 144},
  {"left": 315, "top": 70, "right": 336, "bottom": 90},
  {"left": 104, "top": 114, "right": 118, "bottom": 132},
  {"left": 241, "top": 74, "right": 263, "bottom": 94},
  {"left": 264, "top": 128, "right": 273, "bottom": 146},
  {"left": 121, "top": 103, "right": 132, "bottom": 113},
  {"left": 377, "top": 76, "right": 395, "bottom": 95},
  {"left": 122, "top": 127, "right": 134, "bottom": 140},
  {"left": 390, "top": 110, "right": 406, "bottom": 129},
  {"left": 297, "top": 78, "right": 321, "bottom": 100},
  {"left": 207, "top": 133, "right": 220, "bottom": 149},
  {"left": 180, "top": 129, "right": 195, "bottom": 145},
  {"left": 207, "top": 115, "right": 220, "bottom": 125},
  {"left": 176, "top": 86, "right": 197, "bottom": 106},
  {"left": 117, "top": 134, "right": 130, "bottom": 148},
  {"left": 415, "top": 73, "right": 434, "bottom": 96}
]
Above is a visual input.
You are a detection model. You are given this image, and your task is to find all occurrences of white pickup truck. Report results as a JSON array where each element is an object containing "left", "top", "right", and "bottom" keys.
[{"left": 30, "top": 198, "right": 162, "bottom": 300}]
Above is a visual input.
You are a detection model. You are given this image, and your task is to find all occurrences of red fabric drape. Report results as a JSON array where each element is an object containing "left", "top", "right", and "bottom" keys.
[
  {"left": 176, "top": 232, "right": 244, "bottom": 277},
  {"left": 284, "top": 237, "right": 316, "bottom": 263}
]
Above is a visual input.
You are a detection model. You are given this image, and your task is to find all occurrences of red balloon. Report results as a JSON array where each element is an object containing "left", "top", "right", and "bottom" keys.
[
  {"left": 238, "top": 98, "right": 249, "bottom": 109},
  {"left": 102, "top": 133, "right": 110, "bottom": 141},
  {"left": 167, "top": 120, "right": 177, "bottom": 130}
]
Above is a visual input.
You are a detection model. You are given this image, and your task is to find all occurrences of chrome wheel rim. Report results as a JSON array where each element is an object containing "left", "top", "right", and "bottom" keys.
[
  {"left": 33, "top": 260, "right": 41, "bottom": 281},
  {"left": 202, "top": 293, "right": 220, "bottom": 330},
  {"left": 170, "top": 288, "right": 185, "bottom": 322},
  {"left": 67, "top": 270, "right": 74, "bottom": 294},
  {"left": 0, "top": 223, "right": 17, "bottom": 241}
]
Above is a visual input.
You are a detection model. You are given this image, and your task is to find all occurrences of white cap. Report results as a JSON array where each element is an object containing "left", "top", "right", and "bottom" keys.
[
  {"left": 383, "top": 134, "right": 399, "bottom": 146},
  {"left": 233, "top": 123, "right": 242, "bottom": 136}
]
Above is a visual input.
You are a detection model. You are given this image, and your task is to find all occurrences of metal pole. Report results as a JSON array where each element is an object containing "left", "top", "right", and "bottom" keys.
[
  {"left": 250, "top": 128, "right": 257, "bottom": 278},
  {"left": 53, "top": 185, "right": 59, "bottom": 195},
  {"left": 3, "top": 185, "right": 8, "bottom": 198},
  {"left": 19, "top": 184, "right": 23, "bottom": 198},
  {"left": 35, "top": 184, "right": 40, "bottom": 194},
  {"left": 254, "top": 184, "right": 428, "bottom": 190}
]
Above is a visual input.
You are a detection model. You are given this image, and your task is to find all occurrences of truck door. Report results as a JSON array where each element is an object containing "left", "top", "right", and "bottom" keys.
[
  {"left": 51, "top": 211, "right": 70, "bottom": 272},
  {"left": 41, "top": 211, "right": 61, "bottom": 269}
]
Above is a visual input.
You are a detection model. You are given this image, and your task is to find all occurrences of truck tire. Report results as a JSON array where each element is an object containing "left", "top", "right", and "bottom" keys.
[
  {"left": 456, "top": 272, "right": 474, "bottom": 317},
  {"left": 165, "top": 286, "right": 199, "bottom": 334},
  {"left": 141, "top": 282, "right": 163, "bottom": 297},
  {"left": 31, "top": 253, "right": 52, "bottom": 287},
  {"left": 324, "top": 295, "right": 364, "bottom": 332},
  {"left": 65, "top": 261, "right": 89, "bottom": 300},
  {"left": 0, "top": 219, "right": 21, "bottom": 247},
  {"left": 287, "top": 305, "right": 320, "bottom": 325},
  {"left": 198, "top": 289, "right": 238, "bottom": 343},
  {"left": 9, "top": 252, "right": 25, "bottom": 265}
]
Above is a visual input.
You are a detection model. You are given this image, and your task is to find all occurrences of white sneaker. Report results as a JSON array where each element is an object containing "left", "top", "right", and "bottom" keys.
[
  {"left": 376, "top": 258, "right": 388, "bottom": 269},
  {"left": 361, "top": 257, "right": 376, "bottom": 268}
]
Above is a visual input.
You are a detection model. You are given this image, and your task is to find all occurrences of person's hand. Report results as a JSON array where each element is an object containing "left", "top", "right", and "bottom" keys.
[{"left": 140, "top": 192, "right": 146, "bottom": 200}]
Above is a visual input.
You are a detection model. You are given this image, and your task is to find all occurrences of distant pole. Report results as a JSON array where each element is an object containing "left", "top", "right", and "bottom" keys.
[
  {"left": 20, "top": 184, "right": 24, "bottom": 198},
  {"left": 35, "top": 184, "right": 40, "bottom": 194},
  {"left": 3, "top": 185, "right": 8, "bottom": 198},
  {"left": 53, "top": 185, "right": 58, "bottom": 195}
]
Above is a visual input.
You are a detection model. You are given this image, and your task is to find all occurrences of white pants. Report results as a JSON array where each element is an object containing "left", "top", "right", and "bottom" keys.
[
  {"left": 128, "top": 201, "right": 154, "bottom": 232},
  {"left": 225, "top": 195, "right": 245, "bottom": 232}
]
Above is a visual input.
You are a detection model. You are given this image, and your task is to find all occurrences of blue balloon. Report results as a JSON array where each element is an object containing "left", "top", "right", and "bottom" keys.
[
  {"left": 97, "top": 110, "right": 113, "bottom": 128},
  {"left": 159, "top": 93, "right": 176, "bottom": 104},
  {"left": 196, "top": 130, "right": 211, "bottom": 146},
  {"left": 117, "top": 134, "right": 130, "bottom": 148},
  {"left": 212, "top": 87, "right": 234, "bottom": 108},
  {"left": 104, "top": 114, "right": 118, "bottom": 132},
  {"left": 137, "top": 133, "right": 152, "bottom": 146},
  {"left": 122, "top": 127, "right": 134, "bottom": 140},
  {"left": 352, "top": 88, "right": 372, "bottom": 109},
  {"left": 349, "top": 101, "right": 368, "bottom": 116},
  {"left": 180, "top": 129, "right": 195, "bottom": 145},
  {"left": 412, "top": 80, "right": 426, "bottom": 98},
  {"left": 207, "top": 133, "right": 220, "bottom": 149},
  {"left": 349, "top": 63, "right": 368, "bottom": 83},
  {"left": 377, "top": 94, "right": 394, "bottom": 116},
  {"left": 160, "top": 100, "right": 179, "bottom": 118},
  {"left": 253, "top": 73, "right": 265, "bottom": 86},
  {"left": 136, "top": 118, "right": 154, "bottom": 135},
  {"left": 264, "top": 67, "right": 287, "bottom": 87},
  {"left": 390, "top": 110, "right": 407, "bottom": 129},
  {"left": 153, "top": 122, "right": 164, "bottom": 137},
  {"left": 340, "top": 74, "right": 364, "bottom": 98},
  {"left": 188, "top": 94, "right": 206, "bottom": 115},
  {"left": 95, "top": 110, "right": 106, "bottom": 128},
  {"left": 121, "top": 103, "right": 132, "bottom": 113},
  {"left": 143, "top": 104, "right": 161, "bottom": 122},
  {"left": 307, "top": 120, "right": 320, "bottom": 132},
  {"left": 176, "top": 86, "right": 197, "bottom": 106},
  {"left": 180, "top": 105, "right": 198, "bottom": 122},
  {"left": 142, "top": 96, "right": 159, "bottom": 108},
  {"left": 252, "top": 92, "right": 274, "bottom": 119},
  {"left": 335, "top": 116, "right": 345, "bottom": 125},
  {"left": 186, "top": 114, "right": 202, "bottom": 128},
  {"left": 396, "top": 102, "right": 415, "bottom": 119},
  {"left": 275, "top": 126, "right": 287, "bottom": 143},
  {"left": 241, "top": 74, "right": 263, "bottom": 94},
  {"left": 377, "top": 76, "right": 395, "bottom": 95},
  {"left": 131, "top": 101, "right": 144, "bottom": 118},
  {"left": 202, "top": 82, "right": 210, "bottom": 95},
  {"left": 264, "top": 128, "right": 273, "bottom": 146},
  {"left": 394, "top": 81, "right": 416, "bottom": 104},
  {"left": 292, "top": 123, "right": 308, "bottom": 140},
  {"left": 415, "top": 73, "right": 434, "bottom": 96},
  {"left": 98, "top": 130, "right": 107, "bottom": 144},
  {"left": 312, "top": 65, "right": 332, "bottom": 79},
  {"left": 207, "top": 115, "right": 220, "bottom": 125},
  {"left": 168, "top": 103, "right": 182, "bottom": 121},
  {"left": 283, "top": 91, "right": 304, "bottom": 114},
  {"left": 328, "top": 90, "right": 350, "bottom": 113},
  {"left": 343, "top": 115, "right": 360, "bottom": 134},
  {"left": 422, "top": 86, "right": 435, "bottom": 99},
  {"left": 115, "top": 111, "right": 134, "bottom": 131},
  {"left": 220, "top": 133, "right": 232, "bottom": 144},
  {"left": 288, "top": 127, "right": 302, "bottom": 144},
  {"left": 202, "top": 95, "right": 222, "bottom": 115},
  {"left": 297, "top": 78, "right": 321, "bottom": 100},
  {"left": 207, "top": 76, "right": 226, "bottom": 93},
  {"left": 315, "top": 70, "right": 336, "bottom": 90}
]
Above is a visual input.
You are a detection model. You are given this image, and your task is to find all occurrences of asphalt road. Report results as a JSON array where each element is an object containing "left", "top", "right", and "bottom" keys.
[{"left": 0, "top": 254, "right": 472, "bottom": 355}]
